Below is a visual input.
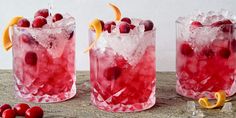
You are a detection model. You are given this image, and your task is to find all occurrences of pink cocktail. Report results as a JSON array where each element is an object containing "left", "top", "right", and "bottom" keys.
[
  {"left": 176, "top": 11, "right": 236, "bottom": 99},
  {"left": 11, "top": 9, "right": 76, "bottom": 103},
  {"left": 89, "top": 18, "right": 156, "bottom": 112}
]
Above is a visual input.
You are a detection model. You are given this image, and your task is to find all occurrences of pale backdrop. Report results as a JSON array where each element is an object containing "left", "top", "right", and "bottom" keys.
[{"left": 0, "top": 0, "right": 236, "bottom": 71}]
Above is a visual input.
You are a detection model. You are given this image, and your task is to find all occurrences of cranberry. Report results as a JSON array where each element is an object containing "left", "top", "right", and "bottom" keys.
[
  {"left": 104, "top": 66, "right": 122, "bottom": 80},
  {"left": 25, "top": 106, "right": 43, "bottom": 118},
  {"left": 13, "top": 103, "right": 30, "bottom": 116},
  {"left": 139, "top": 20, "right": 154, "bottom": 31},
  {"left": 121, "top": 17, "right": 131, "bottom": 24},
  {"left": 130, "top": 24, "right": 136, "bottom": 30},
  {"left": 32, "top": 16, "right": 47, "bottom": 28},
  {"left": 180, "top": 43, "right": 194, "bottom": 57},
  {"left": 99, "top": 20, "right": 105, "bottom": 31},
  {"left": 231, "top": 39, "right": 236, "bottom": 52},
  {"left": 202, "top": 48, "right": 214, "bottom": 58},
  {"left": 19, "top": 34, "right": 37, "bottom": 44},
  {"left": 17, "top": 18, "right": 30, "bottom": 27},
  {"left": 119, "top": 22, "right": 131, "bottom": 33},
  {"left": 104, "top": 21, "right": 116, "bottom": 33},
  {"left": 25, "top": 52, "right": 38, "bottom": 66},
  {"left": 68, "top": 31, "right": 74, "bottom": 40},
  {"left": 52, "top": 13, "right": 63, "bottom": 22},
  {"left": 0, "top": 104, "right": 11, "bottom": 117},
  {"left": 219, "top": 48, "right": 231, "bottom": 59},
  {"left": 2, "top": 109, "right": 16, "bottom": 118},
  {"left": 34, "top": 9, "right": 49, "bottom": 18},
  {"left": 211, "top": 19, "right": 233, "bottom": 33},
  {"left": 191, "top": 21, "right": 203, "bottom": 27}
]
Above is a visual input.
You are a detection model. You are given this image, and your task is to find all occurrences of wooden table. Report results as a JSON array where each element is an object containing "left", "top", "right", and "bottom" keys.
[{"left": 0, "top": 70, "right": 235, "bottom": 118}]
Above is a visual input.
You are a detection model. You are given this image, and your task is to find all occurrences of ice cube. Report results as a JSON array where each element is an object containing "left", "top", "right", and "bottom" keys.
[
  {"left": 187, "top": 101, "right": 196, "bottom": 112},
  {"left": 192, "top": 110, "right": 205, "bottom": 118},
  {"left": 221, "top": 102, "right": 233, "bottom": 113}
]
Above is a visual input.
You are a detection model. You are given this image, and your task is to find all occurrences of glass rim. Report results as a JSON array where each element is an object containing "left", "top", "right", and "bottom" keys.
[
  {"left": 12, "top": 22, "right": 76, "bottom": 30},
  {"left": 176, "top": 19, "right": 236, "bottom": 27},
  {"left": 88, "top": 27, "right": 156, "bottom": 36}
]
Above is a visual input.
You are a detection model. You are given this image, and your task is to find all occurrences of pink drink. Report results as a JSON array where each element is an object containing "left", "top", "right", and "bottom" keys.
[
  {"left": 89, "top": 19, "right": 156, "bottom": 112},
  {"left": 12, "top": 12, "right": 76, "bottom": 103},
  {"left": 176, "top": 11, "right": 236, "bottom": 99}
]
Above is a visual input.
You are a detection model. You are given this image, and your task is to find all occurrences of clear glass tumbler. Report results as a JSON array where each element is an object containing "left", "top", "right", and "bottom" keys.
[
  {"left": 12, "top": 16, "right": 76, "bottom": 103},
  {"left": 89, "top": 19, "right": 156, "bottom": 112},
  {"left": 176, "top": 11, "right": 236, "bottom": 99}
]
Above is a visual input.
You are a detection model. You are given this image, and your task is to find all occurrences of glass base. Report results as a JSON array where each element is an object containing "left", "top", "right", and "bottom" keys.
[
  {"left": 176, "top": 80, "right": 236, "bottom": 99},
  {"left": 15, "top": 84, "right": 76, "bottom": 103},
  {"left": 91, "top": 91, "right": 156, "bottom": 112}
]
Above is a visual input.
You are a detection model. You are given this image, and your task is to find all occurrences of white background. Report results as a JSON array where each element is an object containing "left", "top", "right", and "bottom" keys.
[{"left": 0, "top": 0, "right": 236, "bottom": 71}]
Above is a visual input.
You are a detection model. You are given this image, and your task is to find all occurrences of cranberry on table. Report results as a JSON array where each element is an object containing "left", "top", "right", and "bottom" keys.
[
  {"left": 2, "top": 109, "right": 16, "bottom": 118},
  {"left": 53, "top": 13, "right": 63, "bottom": 22},
  {"left": 25, "top": 51, "right": 38, "bottom": 66},
  {"left": 34, "top": 9, "right": 49, "bottom": 18},
  {"left": 180, "top": 43, "right": 194, "bottom": 57},
  {"left": 119, "top": 22, "right": 131, "bottom": 33},
  {"left": 140, "top": 20, "right": 154, "bottom": 31},
  {"left": 104, "top": 21, "right": 116, "bottom": 33},
  {"left": 0, "top": 104, "right": 12, "bottom": 117},
  {"left": 13, "top": 103, "right": 30, "bottom": 116},
  {"left": 32, "top": 16, "right": 47, "bottom": 28},
  {"left": 121, "top": 17, "right": 131, "bottom": 24},
  {"left": 17, "top": 18, "right": 30, "bottom": 27},
  {"left": 25, "top": 106, "right": 43, "bottom": 118}
]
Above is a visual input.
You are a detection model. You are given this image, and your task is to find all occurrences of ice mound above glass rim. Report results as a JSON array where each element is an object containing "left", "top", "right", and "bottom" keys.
[
  {"left": 13, "top": 13, "right": 76, "bottom": 58},
  {"left": 176, "top": 10, "right": 236, "bottom": 45},
  {"left": 90, "top": 18, "right": 156, "bottom": 66}
]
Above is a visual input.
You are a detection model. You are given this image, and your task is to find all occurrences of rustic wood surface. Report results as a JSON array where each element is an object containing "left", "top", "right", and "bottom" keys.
[{"left": 0, "top": 70, "right": 235, "bottom": 118}]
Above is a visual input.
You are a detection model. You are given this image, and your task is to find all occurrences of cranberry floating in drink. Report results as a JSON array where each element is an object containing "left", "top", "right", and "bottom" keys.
[
  {"left": 176, "top": 10, "right": 236, "bottom": 99},
  {"left": 86, "top": 3, "right": 156, "bottom": 112},
  {"left": 2, "top": 9, "right": 76, "bottom": 103}
]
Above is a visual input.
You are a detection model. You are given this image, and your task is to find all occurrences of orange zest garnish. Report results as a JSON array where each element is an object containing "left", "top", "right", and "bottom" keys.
[
  {"left": 198, "top": 90, "right": 226, "bottom": 109},
  {"left": 84, "top": 18, "right": 103, "bottom": 53},
  {"left": 109, "top": 3, "right": 121, "bottom": 21},
  {"left": 2, "top": 16, "right": 23, "bottom": 51}
]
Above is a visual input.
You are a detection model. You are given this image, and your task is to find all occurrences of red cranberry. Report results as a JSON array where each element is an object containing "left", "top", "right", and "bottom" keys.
[
  {"left": 121, "top": 17, "right": 131, "bottom": 24},
  {"left": 130, "top": 24, "right": 136, "bottom": 30},
  {"left": 25, "top": 106, "right": 43, "bottom": 118},
  {"left": 231, "top": 39, "right": 236, "bottom": 52},
  {"left": 140, "top": 20, "right": 154, "bottom": 31},
  {"left": 32, "top": 16, "right": 47, "bottom": 28},
  {"left": 34, "top": 9, "right": 49, "bottom": 18},
  {"left": 119, "top": 22, "right": 131, "bottom": 33},
  {"left": 25, "top": 52, "right": 38, "bottom": 66},
  {"left": 104, "top": 21, "right": 116, "bottom": 33},
  {"left": 52, "top": 13, "right": 63, "bottom": 22},
  {"left": 2, "top": 109, "right": 16, "bottom": 118},
  {"left": 219, "top": 48, "right": 231, "bottom": 59},
  {"left": 202, "top": 48, "right": 214, "bottom": 58},
  {"left": 191, "top": 21, "right": 203, "bottom": 27},
  {"left": 17, "top": 18, "right": 30, "bottom": 27},
  {"left": 68, "top": 31, "right": 74, "bottom": 40},
  {"left": 180, "top": 43, "right": 194, "bottom": 57},
  {"left": 99, "top": 20, "right": 105, "bottom": 31},
  {"left": 19, "top": 34, "right": 37, "bottom": 44},
  {"left": 0, "top": 104, "right": 11, "bottom": 117},
  {"left": 211, "top": 19, "right": 233, "bottom": 33},
  {"left": 104, "top": 66, "right": 122, "bottom": 80},
  {"left": 13, "top": 103, "right": 30, "bottom": 116}
]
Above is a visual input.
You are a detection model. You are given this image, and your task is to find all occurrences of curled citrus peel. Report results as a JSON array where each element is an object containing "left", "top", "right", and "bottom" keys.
[
  {"left": 2, "top": 16, "right": 23, "bottom": 51},
  {"left": 109, "top": 3, "right": 121, "bottom": 21},
  {"left": 84, "top": 18, "right": 103, "bottom": 52},
  {"left": 198, "top": 90, "right": 226, "bottom": 109}
]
